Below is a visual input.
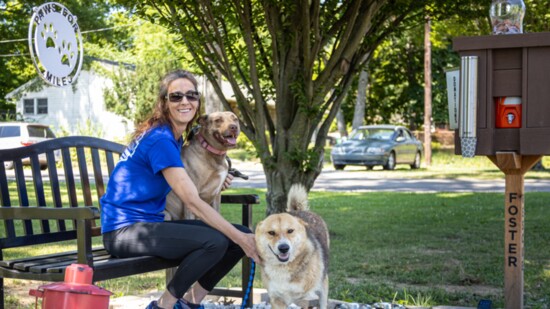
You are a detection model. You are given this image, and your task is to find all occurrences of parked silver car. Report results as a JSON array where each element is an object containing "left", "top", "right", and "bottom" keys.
[
  {"left": 330, "top": 125, "right": 423, "bottom": 170},
  {"left": 0, "top": 122, "right": 60, "bottom": 170}
]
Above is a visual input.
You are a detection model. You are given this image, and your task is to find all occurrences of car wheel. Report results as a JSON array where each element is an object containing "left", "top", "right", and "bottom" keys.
[
  {"left": 4, "top": 161, "right": 14, "bottom": 170},
  {"left": 40, "top": 164, "right": 48, "bottom": 170},
  {"left": 410, "top": 152, "right": 421, "bottom": 169},
  {"left": 383, "top": 152, "right": 396, "bottom": 170},
  {"left": 333, "top": 164, "right": 346, "bottom": 170},
  {"left": 365, "top": 165, "right": 373, "bottom": 170}
]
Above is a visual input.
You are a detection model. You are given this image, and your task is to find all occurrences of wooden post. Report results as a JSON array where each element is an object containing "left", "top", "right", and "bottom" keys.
[{"left": 488, "top": 152, "right": 541, "bottom": 309}]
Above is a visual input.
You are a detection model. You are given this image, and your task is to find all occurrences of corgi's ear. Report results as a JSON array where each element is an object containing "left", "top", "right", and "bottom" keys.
[{"left": 297, "top": 217, "right": 308, "bottom": 228}]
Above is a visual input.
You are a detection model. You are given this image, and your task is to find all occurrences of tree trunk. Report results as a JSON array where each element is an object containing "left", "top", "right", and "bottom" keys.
[
  {"left": 204, "top": 71, "right": 223, "bottom": 113},
  {"left": 423, "top": 15, "right": 432, "bottom": 166},
  {"left": 336, "top": 108, "right": 347, "bottom": 139},
  {"left": 263, "top": 153, "right": 323, "bottom": 215},
  {"left": 353, "top": 69, "right": 368, "bottom": 130}
]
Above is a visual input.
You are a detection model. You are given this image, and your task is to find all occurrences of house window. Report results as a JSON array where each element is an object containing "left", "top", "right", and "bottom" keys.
[
  {"left": 24, "top": 99, "right": 34, "bottom": 114},
  {"left": 37, "top": 98, "right": 48, "bottom": 114},
  {"left": 23, "top": 98, "right": 48, "bottom": 115}
]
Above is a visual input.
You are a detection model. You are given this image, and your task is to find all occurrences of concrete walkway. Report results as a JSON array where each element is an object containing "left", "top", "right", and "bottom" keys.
[{"left": 108, "top": 290, "right": 477, "bottom": 309}]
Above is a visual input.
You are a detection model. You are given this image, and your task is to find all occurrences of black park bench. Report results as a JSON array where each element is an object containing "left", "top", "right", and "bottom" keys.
[{"left": 0, "top": 136, "right": 259, "bottom": 308}]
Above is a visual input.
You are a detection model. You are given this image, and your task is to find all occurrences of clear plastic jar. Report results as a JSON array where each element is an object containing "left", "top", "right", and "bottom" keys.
[{"left": 489, "top": 0, "right": 526, "bottom": 34}]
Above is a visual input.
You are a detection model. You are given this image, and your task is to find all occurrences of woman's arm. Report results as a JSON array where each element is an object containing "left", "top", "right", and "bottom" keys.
[{"left": 162, "top": 167, "right": 260, "bottom": 263}]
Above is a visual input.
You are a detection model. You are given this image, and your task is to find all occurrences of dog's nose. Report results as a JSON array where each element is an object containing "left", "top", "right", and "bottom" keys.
[
  {"left": 229, "top": 124, "right": 238, "bottom": 131},
  {"left": 278, "top": 243, "right": 290, "bottom": 253}
]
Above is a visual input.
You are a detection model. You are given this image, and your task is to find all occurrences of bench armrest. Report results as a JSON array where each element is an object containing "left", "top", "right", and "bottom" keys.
[
  {"left": 220, "top": 194, "right": 259, "bottom": 228},
  {"left": 220, "top": 194, "right": 260, "bottom": 204},
  {"left": 0, "top": 206, "right": 99, "bottom": 220}
]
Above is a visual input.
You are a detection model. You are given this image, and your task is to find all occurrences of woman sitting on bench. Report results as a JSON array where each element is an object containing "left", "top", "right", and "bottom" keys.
[{"left": 100, "top": 69, "right": 260, "bottom": 309}]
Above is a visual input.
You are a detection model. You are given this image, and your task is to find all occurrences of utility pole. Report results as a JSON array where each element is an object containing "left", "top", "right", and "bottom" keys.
[{"left": 423, "top": 14, "right": 432, "bottom": 166}]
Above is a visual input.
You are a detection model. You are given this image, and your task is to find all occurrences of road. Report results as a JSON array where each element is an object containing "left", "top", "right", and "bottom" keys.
[
  {"left": 231, "top": 163, "right": 550, "bottom": 192},
  {"left": 6, "top": 163, "right": 550, "bottom": 192}
]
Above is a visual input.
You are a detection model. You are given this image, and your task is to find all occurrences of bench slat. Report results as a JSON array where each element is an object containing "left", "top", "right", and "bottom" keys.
[
  {"left": 13, "top": 160, "right": 35, "bottom": 236},
  {"left": 46, "top": 151, "right": 67, "bottom": 232},
  {"left": 28, "top": 251, "right": 112, "bottom": 274},
  {"left": 77, "top": 147, "right": 93, "bottom": 207},
  {"left": 0, "top": 164, "right": 16, "bottom": 239},
  {"left": 105, "top": 150, "right": 117, "bottom": 176},
  {"left": 91, "top": 148, "right": 105, "bottom": 201},
  {"left": 61, "top": 147, "right": 78, "bottom": 209},
  {"left": 10, "top": 248, "right": 109, "bottom": 272},
  {"left": 0, "top": 247, "right": 106, "bottom": 268}
]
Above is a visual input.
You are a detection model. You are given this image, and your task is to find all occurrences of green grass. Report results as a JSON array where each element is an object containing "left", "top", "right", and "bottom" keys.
[
  {"left": 5, "top": 189, "right": 550, "bottom": 308},
  {"left": 102, "top": 190, "right": 549, "bottom": 308},
  {"left": 4, "top": 148, "right": 550, "bottom": 308}
]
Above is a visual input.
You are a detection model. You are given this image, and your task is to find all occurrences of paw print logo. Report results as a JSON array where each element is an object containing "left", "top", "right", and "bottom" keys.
[
  {"left": 35, "top": 14, "right": 79, "bottom": 77},
  {"left": 41, "top": 23, "right": 57, "bottom": 49},
  {"left": 40, "top": 22, "right": 75, "bottom": 67},
  {"left": 30, "top": 3, "right": 83, "bottom": 86}
]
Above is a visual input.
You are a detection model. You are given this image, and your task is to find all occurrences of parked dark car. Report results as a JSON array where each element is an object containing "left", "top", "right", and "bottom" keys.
[{"left": 330, "top": 125, "right": 423, "bottom": 170}]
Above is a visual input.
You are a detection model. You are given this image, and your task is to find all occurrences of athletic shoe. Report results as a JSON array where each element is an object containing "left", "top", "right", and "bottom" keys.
[
  {"left": 174, "top": 299, "right": 203, "bottom": 309},
  {"left": 145, "top": 300, "right": 161, "bottom": 309}
]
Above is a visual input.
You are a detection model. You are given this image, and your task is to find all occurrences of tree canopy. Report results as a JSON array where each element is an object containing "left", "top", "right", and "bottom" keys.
[{"left": 113, "top": 0, "right": 485, "bottom": 213}]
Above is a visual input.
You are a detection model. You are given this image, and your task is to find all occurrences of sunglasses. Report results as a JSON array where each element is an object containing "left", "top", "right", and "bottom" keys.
[{"left": 166, "top": 91, "right": 201, "bottom": 103}]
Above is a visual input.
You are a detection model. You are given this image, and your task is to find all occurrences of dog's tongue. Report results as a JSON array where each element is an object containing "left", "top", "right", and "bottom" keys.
[
  {"left": 225, "top": 137, "right": 237, "bottom": 146},
  {"left": 277, "top": 252, "right": 289, "bottom": 262}
]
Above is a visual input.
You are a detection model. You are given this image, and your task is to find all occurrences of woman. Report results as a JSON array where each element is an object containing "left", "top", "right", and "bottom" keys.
[{"left": 100, "top": 69, "right": 259, "bottom": 309}]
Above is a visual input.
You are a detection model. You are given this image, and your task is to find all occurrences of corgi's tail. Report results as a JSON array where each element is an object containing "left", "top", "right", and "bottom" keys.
[{"left": 286, "top": 184, "right": 309, "bottom": 212}]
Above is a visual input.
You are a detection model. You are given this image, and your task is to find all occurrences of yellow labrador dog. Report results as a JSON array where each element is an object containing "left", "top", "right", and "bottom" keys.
[
  {"left": 165, "top": 111, "right": 240, "bottom": 220},
  {"left": 255, "top": 184, "right": 330, "bottom": 309}
]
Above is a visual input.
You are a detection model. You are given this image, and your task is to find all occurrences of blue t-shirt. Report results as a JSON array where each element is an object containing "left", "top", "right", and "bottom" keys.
[{"left": 100, "top": 124, "right": 184, "bottom": 233}]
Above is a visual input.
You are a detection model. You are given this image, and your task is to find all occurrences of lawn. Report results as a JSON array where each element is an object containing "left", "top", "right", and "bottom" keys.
[{"left": 3, "top": 149, "right": 550, "bottom": 308}]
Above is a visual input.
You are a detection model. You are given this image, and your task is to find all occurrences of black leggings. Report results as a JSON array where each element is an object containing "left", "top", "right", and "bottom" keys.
[{"left": 102, "top": 220, "right": 250, "bottom": 298}]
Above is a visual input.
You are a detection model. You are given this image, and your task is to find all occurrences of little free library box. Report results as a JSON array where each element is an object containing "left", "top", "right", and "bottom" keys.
[{"left": 453, "top": 32, "right": 550, "bottom": 309}]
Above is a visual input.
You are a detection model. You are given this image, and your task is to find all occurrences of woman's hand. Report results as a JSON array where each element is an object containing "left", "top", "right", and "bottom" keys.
[
  {"left": 164, "top": 167, "right": 261, "bottom": 263},
  {"left": 238, "top": 232, "right": 261, "bottom": 265},
  {"left": 221, "top": 173, "right": 234, "bottom": 191}
]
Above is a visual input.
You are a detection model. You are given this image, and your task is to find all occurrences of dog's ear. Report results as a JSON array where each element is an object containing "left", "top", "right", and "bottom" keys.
[
  {"left": 254, "top": 220, "right": 263, "bottom": 234},
  {"left": 198, "top": 114, "right": 208, "bottom": 126},
  {"left": 297, "top": 217, "right": 308, "bottom": 228}
]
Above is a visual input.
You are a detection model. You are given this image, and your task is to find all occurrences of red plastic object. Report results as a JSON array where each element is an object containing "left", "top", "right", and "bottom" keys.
[
  {"left": 29, "top": 264, "right": 112, "bottom": 309},
  {"left": 496, "top": 97, "right": 522, "bottom": 128}
]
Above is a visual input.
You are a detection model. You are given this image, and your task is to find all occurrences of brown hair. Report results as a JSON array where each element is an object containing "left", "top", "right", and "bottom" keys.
[{"left": 131, "top": 69, "right": 201, "bottom": 141}]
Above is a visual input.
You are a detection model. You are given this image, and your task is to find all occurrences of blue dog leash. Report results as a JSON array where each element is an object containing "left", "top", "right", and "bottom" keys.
[{"left": 241, "top": 259, "right": 256, "bottom": 309}]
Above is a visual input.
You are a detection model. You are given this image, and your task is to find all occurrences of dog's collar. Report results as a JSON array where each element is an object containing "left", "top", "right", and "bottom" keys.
[{"left": 196, "top": 132, "right": 227, "bottom": 156}]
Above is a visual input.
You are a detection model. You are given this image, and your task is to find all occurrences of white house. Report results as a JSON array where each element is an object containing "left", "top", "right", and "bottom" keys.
[
  {"left": 4, "top": 59, "right": 254, "bottom": 143},
  {"left": 4, "top": 68, "right": 133, "bottom": 142}
]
